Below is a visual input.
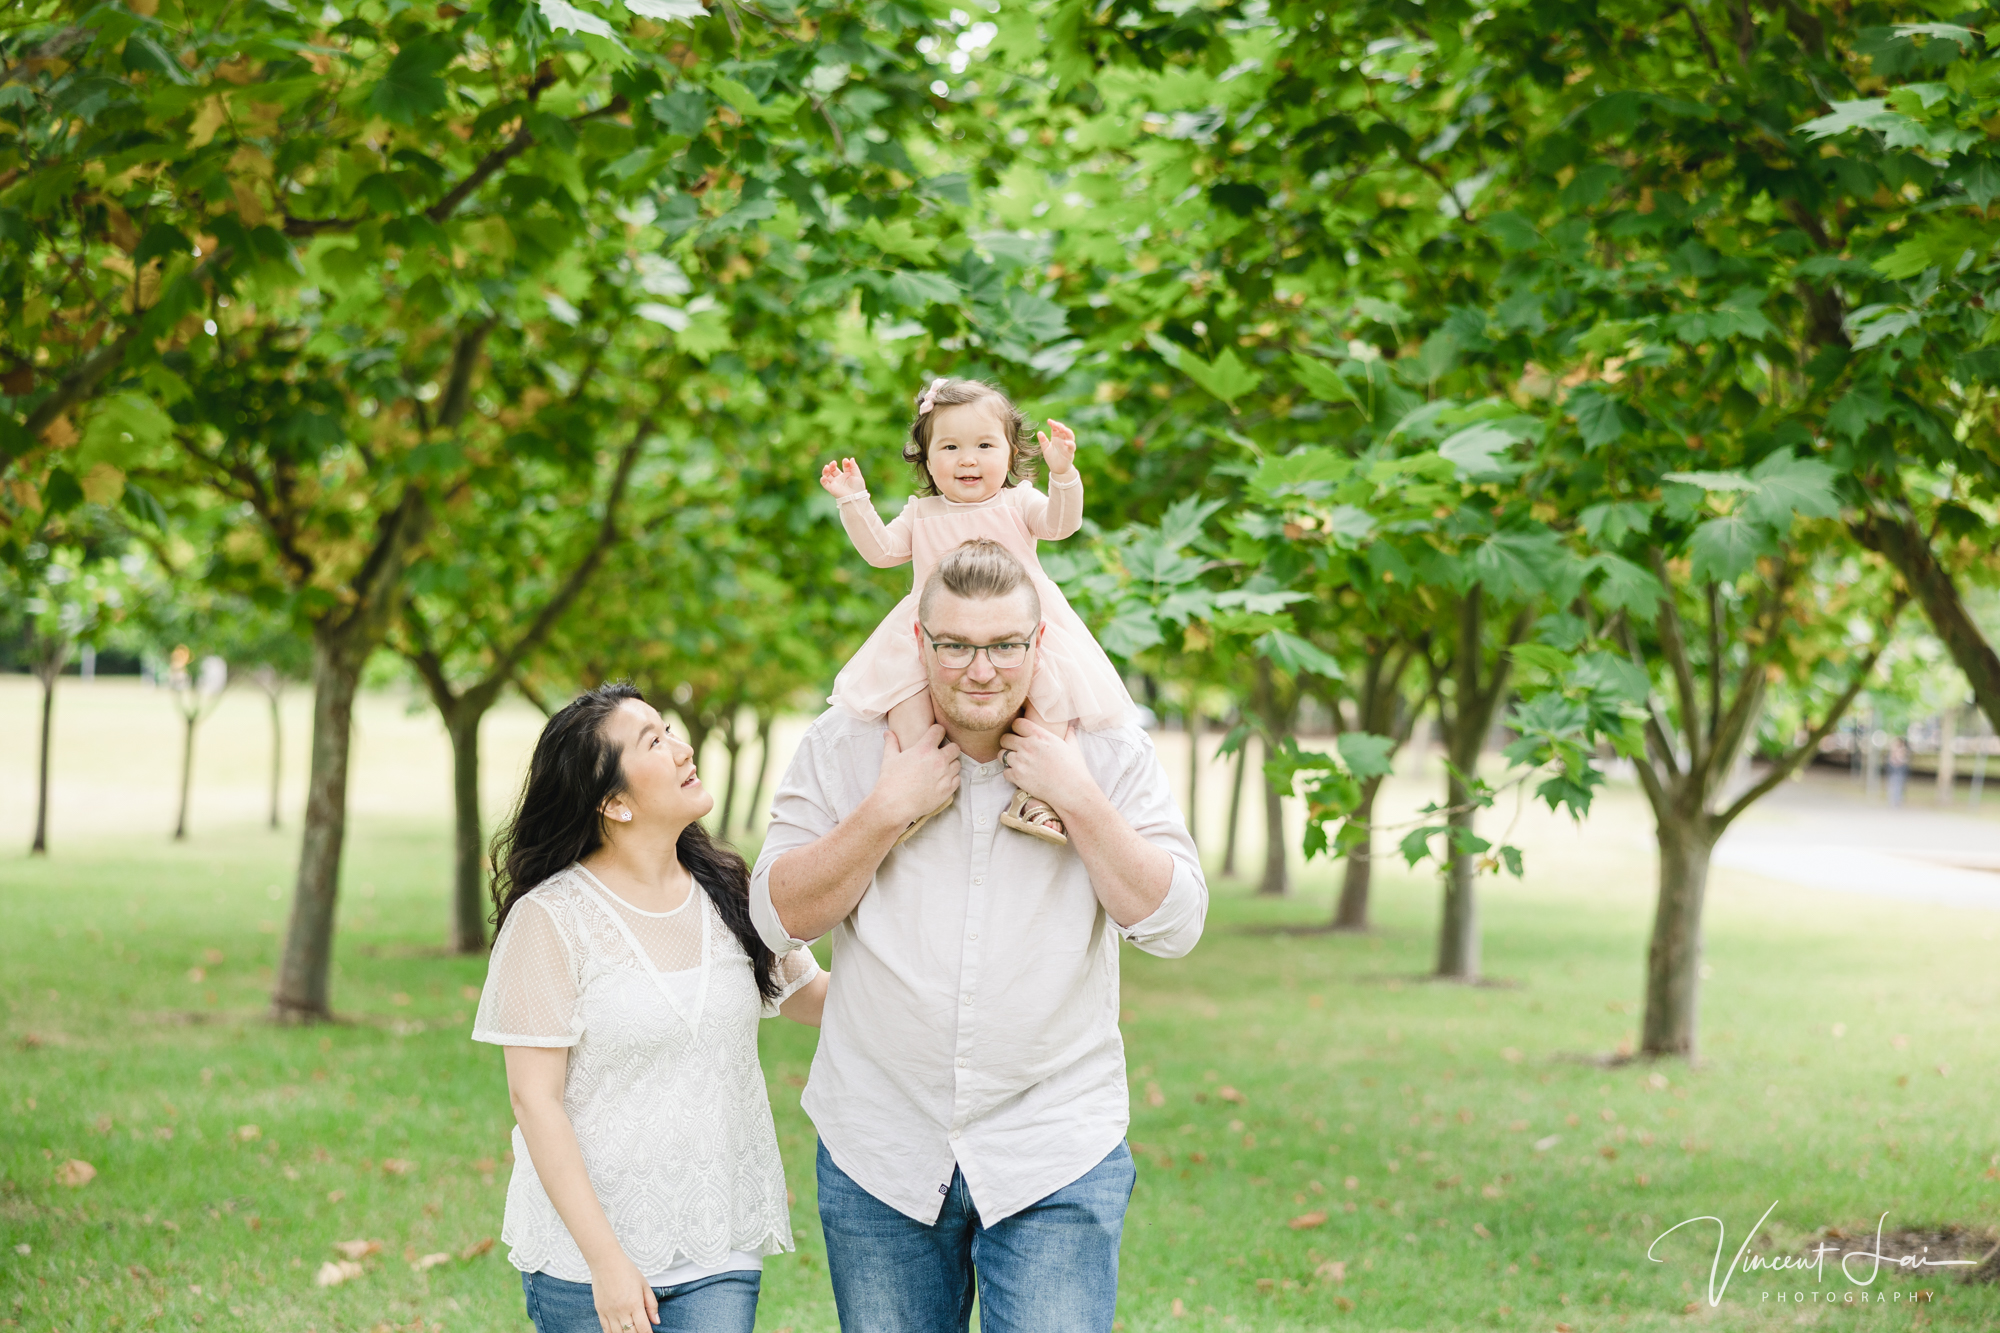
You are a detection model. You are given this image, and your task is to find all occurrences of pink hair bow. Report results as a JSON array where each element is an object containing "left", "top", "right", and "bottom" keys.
[{"left": 916, "top": 379, "right": 942, "bottom": 415}]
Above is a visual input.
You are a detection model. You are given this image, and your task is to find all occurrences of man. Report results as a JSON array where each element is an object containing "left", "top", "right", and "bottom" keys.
[{"left": 748, "top": 537, "right": 1207, "bottom": 1333}]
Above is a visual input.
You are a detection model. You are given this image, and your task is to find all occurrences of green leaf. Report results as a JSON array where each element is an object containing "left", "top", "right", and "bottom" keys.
[
  {"left": 1251, "top": 448, "right": 1351, "bottom": 499},
  {"left": 78, "top": 392, "right": 175, "bottom": 465},
  {"left": 708, "top": 75, "right": 802, "bottom": 123},
  {"left": 1660, "top": 469, "right": 1757, "bottom": 493},
  {"left": 1291, "top": 354, "right": 1368, "bottom": 416},
  {"left": 1745, "top": 451, "right": 1839, "bottom": 526},
  {"left": 1578, "top": 500, "right": 1655, "bottom": 547},
  {"left": 1894, "top": 22, "right": 1980, "bottom": 49},
  {"left": 1826, "top": 384, "right": 1890, "bottom": 441},
  {"left": 856, "top": 217, "right": 939, "bottom": 263},
  {"left": 1214, "top": 589, "right": 1312, "bottom": 614},
  {"left": 1255, "top": 629, "right": 1343, "bottom": 679},
  {"left": 1873, "top": 216, "right": 1994, "bottom": 281},
  {"left": 1845, "top": 303, "right": 1925, "bottom": 347},
  {"left": 1569, "top": 388, "right": 1632, "bottom": 450},
  {"left": 883, "top": 269, "right": 962, "bottom": 311},
  {"left": 1797, "top": 98, "right": 1908, "bottom": 140},
  {"left": 1469, "top": 529, "right": 1563, "bottom": 603},
  {"left": 1573, "top": 650, "right": 1653, "bottom": 705},
  {"left": 364, "top": 36, "right": 459, "bottom": 124},
  {"left": 1438, "top": 423, "right": 1518, "bottom": 478},
  {"left": 1181, "top": 345, "right": 1262, "bottom": 403},
  {"left": 1335, "top": 732, "right": 1397, "bottom": 779},
  {"left": 1484, "top": 211, "right": 1542, "bottom": 253},
  {"left": 1509, "top": 642, "right": 1571, "bottom": 675},
  {"left": 1099, "top": 608, "right": 1164, "bottom": 659},
  {"left": 1400, "top": 824, "right": 1445, "bottom": 866},
  {"left": 1586, "top": 552, "right": 1665, "bottom": 617},
  {"left": 1687, "top": 514, "right": 1769, "bottom": 584}
]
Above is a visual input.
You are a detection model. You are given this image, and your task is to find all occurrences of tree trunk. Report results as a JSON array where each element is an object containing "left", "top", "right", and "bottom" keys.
[
  {"left": 272, "top": 629, "right": 370, "bottom": 1022},
  {"left": 1641, "top": 812, "right": 1716, "bottom": 1059},
  {"left": 1937, "top": 709, "right": 1957, "bottom": 803},
  {"left": 1259, "top": 746, "right": 1289, "bottom": 896},
  {"left": 267, "top": 681, "right": 283, "bottom": 829},
  {"left": 1222, "top": 735, "right": 1247, "bottom": 878},
  {"left": 1185, "top": 709, "right": 1202, "bottom": 850},
  {"left": 744, "top": 712, "right": 775, "bottom": 838},
  {"left": 1434, "top": 756, "right": 1481, "bottom": 980},
  {"left": 719, "top": 716, "right": 743, "bottom": 836},
  {"left": 1331, "top": 776, "right": 1381, "bottom": 931},
  {"left": 30, "top": 658, "right": 60, "bottom": 856},
  {"left": 1855, "top": 507, "right": 2000, "bottom": 736},
  {"left": 173, "top": 709, "right": 198, "bottom": 841},
  {"left": 446, "top": 705, "right": 489, "bottom": 954}
]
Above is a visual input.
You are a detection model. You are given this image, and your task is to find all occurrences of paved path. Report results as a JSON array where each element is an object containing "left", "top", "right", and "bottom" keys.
[{"left": 1714, "top": 769, "right": 2000, "bottom": 910}]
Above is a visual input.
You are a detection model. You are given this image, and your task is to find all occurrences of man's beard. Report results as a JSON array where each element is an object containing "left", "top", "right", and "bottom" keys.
[{"left": 930, "top": 672, "right": 1029, "bottom": 733}]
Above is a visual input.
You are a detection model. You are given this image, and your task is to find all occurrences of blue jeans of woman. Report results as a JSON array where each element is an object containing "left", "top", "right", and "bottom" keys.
[{"left": 518, "top": 1268, "right": 759, "bottom": 1333}]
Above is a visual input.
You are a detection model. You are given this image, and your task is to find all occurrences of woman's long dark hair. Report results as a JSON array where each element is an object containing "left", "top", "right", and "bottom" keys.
[{"left": 488, "top": 681, "right": 780, "bottom": 1000}]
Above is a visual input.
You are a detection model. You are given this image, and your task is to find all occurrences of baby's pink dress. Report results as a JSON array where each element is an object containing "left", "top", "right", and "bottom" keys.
[{"left": 829, "top": 475, "right": 1134, "bottom": 730}]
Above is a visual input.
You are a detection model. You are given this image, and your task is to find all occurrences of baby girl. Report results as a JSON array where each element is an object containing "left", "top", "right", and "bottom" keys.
[{"left": 818, "top": 376, "right": 1134, "bottom": 845}]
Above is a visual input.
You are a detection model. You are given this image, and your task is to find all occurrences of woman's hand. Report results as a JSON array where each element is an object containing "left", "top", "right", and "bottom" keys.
[
  {"left": 587, "top": 1251, "right": 659, "bottom": 1333},
  {"left": 819, "top": 457, "right": 866, "bottom": 498},
  {"left": 1037, "top": 420, "right": 1079, "bottom": 478}
]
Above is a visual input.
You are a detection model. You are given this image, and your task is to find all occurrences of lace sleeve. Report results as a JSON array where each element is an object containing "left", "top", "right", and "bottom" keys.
[
  {"left": 759, "top": 945, "right": 822, "bottom": 1020},
  {"left": 472, "top": 897, "right": 583, "bottom": 1047}
]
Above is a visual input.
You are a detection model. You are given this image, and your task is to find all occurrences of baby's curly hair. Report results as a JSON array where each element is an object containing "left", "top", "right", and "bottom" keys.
[{"left": 903, "top": 378, "right": 1041, "bottom": 497}]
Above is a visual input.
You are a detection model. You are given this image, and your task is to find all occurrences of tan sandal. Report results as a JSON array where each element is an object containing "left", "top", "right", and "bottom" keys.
[
  {"left": 895, "top": 795, "right": 955, "bottom": 847},
  {"left": 1000, "top": 788, "right": 1068, "bottom": 846}
]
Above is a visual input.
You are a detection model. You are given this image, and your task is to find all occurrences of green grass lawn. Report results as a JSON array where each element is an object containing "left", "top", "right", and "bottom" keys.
[{"left": 4, "top": 798, "right": 1999, "bottom": 1332}]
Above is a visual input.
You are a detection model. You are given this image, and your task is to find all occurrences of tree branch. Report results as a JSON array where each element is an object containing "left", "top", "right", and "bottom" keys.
[
  {"left": 1647, "top": 546, "right": 1705, "bottom": 772},
  {"left": 1853, "top": 500, "right": 2000, "bottom": 737},
  {"left": 1718, "top": 594, "right": 1909, "bottom": 829},
  {"left": 1614, "top": 610, "right": 1684, "bottom": 788}
]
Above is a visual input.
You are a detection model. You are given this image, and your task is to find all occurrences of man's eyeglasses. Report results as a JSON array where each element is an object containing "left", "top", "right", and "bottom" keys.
[{"left": 921, "top": 627, "right": 1034, "bottom": 670}]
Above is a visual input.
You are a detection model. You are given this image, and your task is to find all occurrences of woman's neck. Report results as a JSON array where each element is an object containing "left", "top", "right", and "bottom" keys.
[{"left": 581, "top": 823, "right": 693, "bottom": 912}]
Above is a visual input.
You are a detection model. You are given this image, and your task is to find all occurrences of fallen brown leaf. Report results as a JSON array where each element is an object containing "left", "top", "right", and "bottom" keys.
[
  {"left": 1217, "top": 1086, "right": 1246, "bottom": 1104},
  {"left": 1288, "top": 1210, "right": 1328, "bottom": 1230},
  {"left": 315, "top": 1260, "right": 364, "bottom": 1287},
  {"left": 1334, "top": 1295, "right": 1354, "bottom": 1311},
  {"left": 459, "top": 1237, "right": 494, "bottom": 1260},
  {"left": 235, "top": 1124, "right": 261, "bottom": 1143},
  {"left": 381, "top": 1158, "right": 414, "bottom": 1176},
  {"left": 332, "top": 1239, "right": 382, "bottom": 1260},
  {"left": 410, "top": 1252, "right": 451, "bottom": 1271},
  {"left": 1315, "top": 1260, "right": 1346, "bottom": 1283},
  {"left": 55, "top": 1159, "right": 96, "bottom": 1188}
]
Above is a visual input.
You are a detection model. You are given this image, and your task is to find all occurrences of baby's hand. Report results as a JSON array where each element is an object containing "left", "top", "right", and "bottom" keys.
[
  {"left": 1038, "top": 420, "right": 1079, "bottom": 477},
  {"left": 819, "top": 457, "right": 866, "bottom": 498}
]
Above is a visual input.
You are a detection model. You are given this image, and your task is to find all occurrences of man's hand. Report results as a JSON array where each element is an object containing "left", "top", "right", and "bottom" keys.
[
  {"left": 1037, "top": 420, "right": 1079, "bottom": 478},
  {"left": 996, "top": 717, "right": 1096, "bottom": 816},
  {"left": 869, "top": 724, "right": 962, "bottom": 828},
  {"left": 820, "top": 457, "right": 867, "bottom": 498}
]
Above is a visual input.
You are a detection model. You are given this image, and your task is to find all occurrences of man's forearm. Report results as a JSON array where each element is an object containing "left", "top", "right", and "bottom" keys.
[
  {"left": 1060, "top": 785, "right": 1173, "bottom": 927},
  {"left": 766, "top": 795, "right": 905, "bottom": 940}
]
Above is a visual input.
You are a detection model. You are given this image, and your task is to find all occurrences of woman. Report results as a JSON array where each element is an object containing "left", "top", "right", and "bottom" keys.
[{"left": 473, "top": 682, "right": 827, "bottom": 1333}]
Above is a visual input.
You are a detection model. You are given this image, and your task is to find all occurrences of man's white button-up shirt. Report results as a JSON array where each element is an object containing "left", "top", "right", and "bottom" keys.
[{"left": 748, "top": 708, "right": 1207, "bottom": 1226}]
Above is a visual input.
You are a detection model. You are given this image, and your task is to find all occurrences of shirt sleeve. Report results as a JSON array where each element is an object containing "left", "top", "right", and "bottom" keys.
[
  {"left": 471, "top": 898, "right": 583, "bottom": 1047},
  {"left": 1022, "top": 473, "right": 1084, "bottom": 541},
  {"left": 836, "top": 492, "right": 915, "bottom": 568},
  {"left": 760, "top": 945, "right": 823, "bottom": 1019},
  {"left": 748, "top": 726, "right": 849, "bottom": 955},
  {"left": 1096, "top": 731, "right": 1208, "bottom": 959}
]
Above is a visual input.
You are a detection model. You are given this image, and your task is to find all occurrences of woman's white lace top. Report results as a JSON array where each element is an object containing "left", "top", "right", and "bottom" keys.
[{"left": 472, "top": 864, "right": 819, "bottom": 1282}]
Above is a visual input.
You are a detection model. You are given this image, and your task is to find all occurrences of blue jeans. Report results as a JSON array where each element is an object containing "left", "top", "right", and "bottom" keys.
[
  {"left": 519, "top": 1268, "right": 759, "bottom": 1333},
  {"left": 816, "top": 1139, "right": 1135, "bottom": 1333}
]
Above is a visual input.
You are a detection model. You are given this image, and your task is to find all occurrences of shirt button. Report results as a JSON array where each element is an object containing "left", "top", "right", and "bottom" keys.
[
  {"left": 973, "top": 877, "right": 984, "bottom": 886},
  {"left": 977, "top": 816, "right": 989, "bottom": 827},
  {"left": 968, "top": 932, "right": 977, "bottom": 941},
  {"left": 956, "top": 1057, "right": 968, "bottom": 1069},
  {"left": 962, "top": 993, "right": 973, "bottom": 1005}
]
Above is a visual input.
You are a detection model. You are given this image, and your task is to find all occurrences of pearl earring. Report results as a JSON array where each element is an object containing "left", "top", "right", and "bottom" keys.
[{"left": 617, "top": 810, "right": 632, "bottom": 822}]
